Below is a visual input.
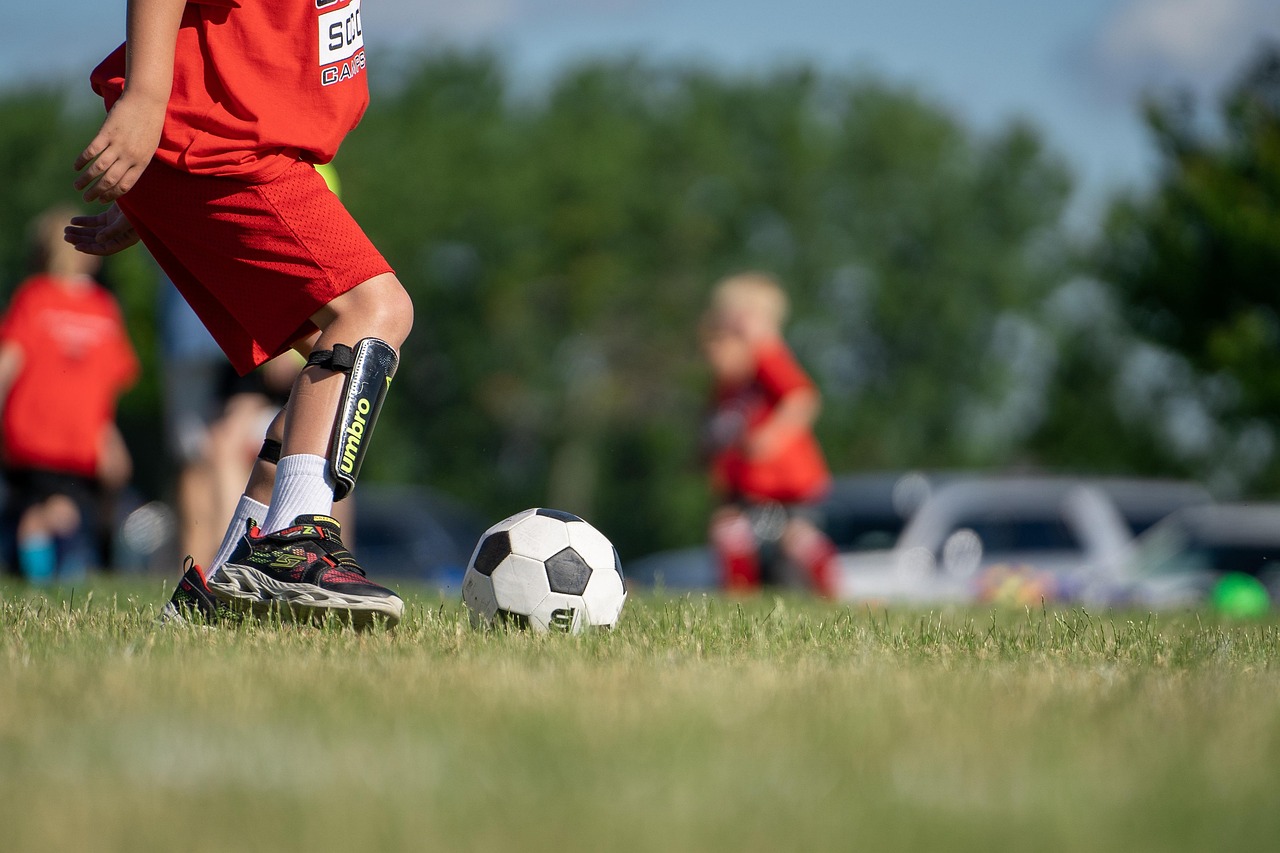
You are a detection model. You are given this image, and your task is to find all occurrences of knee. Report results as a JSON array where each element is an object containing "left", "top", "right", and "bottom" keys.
[
  {"left": 320, "top": 274, "right": 414, "bottom": 351},
  {"left": 373, "top": 278, "right": 414, "bottom": 349}
]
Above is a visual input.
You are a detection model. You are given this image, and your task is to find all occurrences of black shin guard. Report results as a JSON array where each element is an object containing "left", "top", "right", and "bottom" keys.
[{"left": 305, "top": 338, "right": 398, "bottom": 501}]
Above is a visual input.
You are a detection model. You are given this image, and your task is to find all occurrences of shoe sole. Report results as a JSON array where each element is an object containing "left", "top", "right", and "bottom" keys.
[{"left": 208, "top": 564, "right": 404, "bottom": 629}]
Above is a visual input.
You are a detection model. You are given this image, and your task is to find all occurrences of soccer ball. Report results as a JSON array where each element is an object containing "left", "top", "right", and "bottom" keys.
[{"left": 461, "top": 508, "right": 627, "bottom": 633}]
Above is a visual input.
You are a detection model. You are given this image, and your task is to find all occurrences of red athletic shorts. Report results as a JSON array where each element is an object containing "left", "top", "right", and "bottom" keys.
[{"left": 117, "top": 159, "right": 394, "bottom": 375}]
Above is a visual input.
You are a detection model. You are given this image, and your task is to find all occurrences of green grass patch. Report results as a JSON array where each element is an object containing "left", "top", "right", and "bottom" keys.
[{"left": 1, "top": 579, "right": 1278, "bottom": 852}]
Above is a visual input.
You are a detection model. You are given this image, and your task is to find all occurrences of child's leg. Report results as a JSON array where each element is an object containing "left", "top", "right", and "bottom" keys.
[
  {"left": 260, "top": 272, "right": 412, "bottom": 533},
  {"left": 201, "top": 405, "right": 282, "bottom": 572},
  {"left": 781, "top": 516, "right": 839, "bottom": 599},
  {"left": 16, "top": 500, "right": 62, "bottom": 584},
  {"left": 198, "top": 274, "right": 412, "bottom": 628},
  {"left": 161, "top": 405, "right": 280, "bottom": 624},
  {"left": 198, "top": 267, "right": 411, "bottom": 557},
  {"left": 17, "top": 493, "right": 82, "bottom": 584},
  {"left": 710, "top": 505, "right": 761, "bottom": 592}
]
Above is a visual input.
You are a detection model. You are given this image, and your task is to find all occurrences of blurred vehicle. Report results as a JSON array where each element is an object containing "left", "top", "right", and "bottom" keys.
[
  {"left": 1093, "top": 504, "right": 1280, "bottom": 609},
  {"left": 625, "top": 546, "right": 716, "bottom": 590},
  {"left": 627, "top": 471, "right": 945, "bottom": 589},
  {"left": 837, "top": 477, "right": 1133, "bottom": 605},
  {"left": 821, "top": 471, "right": 941, "bottom": 552},
  {"left": 352, "top": 484, "right": 489, "bottom": 588},
  {"left": 1089, "top": 477, "right": 1212, "bottom": 536}
]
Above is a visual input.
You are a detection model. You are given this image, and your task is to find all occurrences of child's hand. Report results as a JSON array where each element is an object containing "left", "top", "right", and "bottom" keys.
[
  {"left": 64, "top": 205, "right": 140, "bottom": 256},
  {"left": 73, "top": 91, "right": 166, "bottom": 203}
]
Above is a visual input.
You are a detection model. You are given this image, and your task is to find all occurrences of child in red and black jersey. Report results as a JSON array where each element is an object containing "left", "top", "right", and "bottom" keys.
[{"left": 701, "top": 273, "right": 839, "bottom": 597}]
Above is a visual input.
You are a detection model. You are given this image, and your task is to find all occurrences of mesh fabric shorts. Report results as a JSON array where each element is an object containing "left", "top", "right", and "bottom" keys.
[{"left": 117, "top": 159, "right": 394, "bottom": 375}]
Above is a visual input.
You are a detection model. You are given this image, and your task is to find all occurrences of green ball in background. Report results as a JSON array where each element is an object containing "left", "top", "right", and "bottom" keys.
[{"left": 1212, "top": 573, "right": 1271, "bottom": 619}]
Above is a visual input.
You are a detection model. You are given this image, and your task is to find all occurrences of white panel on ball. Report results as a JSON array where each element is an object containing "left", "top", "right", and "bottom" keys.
[
  {"left": 491, "top": 554, "right": 552, "bottom": 613},
  {"left": 565, "top": 521, "right": 616, "bottom": 569},
  {"left": 528, "top": 592, "right": 587, "bottom": 633},
  {"left": 582, "top": 568, "right": 626, "bottom": 626},
  {"left": 508, "top": 514, "right": 573, "bottom": 561}
]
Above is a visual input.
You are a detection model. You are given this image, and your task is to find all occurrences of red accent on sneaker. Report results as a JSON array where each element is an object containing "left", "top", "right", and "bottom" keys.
[
  {"left": 322, "top": 570, "right": 370, "bottom": 585},
  {"left": 179, "top": 563, "right": 211, "bottom": 592}
]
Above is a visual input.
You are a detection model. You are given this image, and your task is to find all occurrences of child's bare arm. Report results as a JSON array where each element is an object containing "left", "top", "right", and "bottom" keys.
[
  {"left": 744, "top": 386, "right": 821, "bottom": 460},
  {"left": 0, "top": 342, "right": 23, "bottom": 413},
  {"left": 74, "top": 0, "right": 187, "bottom": 203}
]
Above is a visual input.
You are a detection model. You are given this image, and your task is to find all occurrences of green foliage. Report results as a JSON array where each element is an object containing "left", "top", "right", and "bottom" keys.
[
  {"left": 1097, "top": 46, "right": 1280, "bottom": 492},
  {"left": 0, "top": 88, "right": 92, "bottom": 283}
]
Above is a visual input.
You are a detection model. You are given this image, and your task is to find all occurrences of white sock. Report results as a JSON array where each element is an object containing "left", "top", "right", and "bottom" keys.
[
  {"left": 262, "top": 453, "right": 335, "bottom": 534},
  {"left": 209, "top": 495, "right": 269, "bottom": 574}
]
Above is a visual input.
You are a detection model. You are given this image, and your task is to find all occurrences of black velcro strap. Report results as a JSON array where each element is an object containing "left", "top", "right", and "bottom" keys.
[
  {"left": 305, "top": 344, "right": 355, "bottom": 373},
  {"left": 257, "top": 439, "right": 282, "bottom": 465}
]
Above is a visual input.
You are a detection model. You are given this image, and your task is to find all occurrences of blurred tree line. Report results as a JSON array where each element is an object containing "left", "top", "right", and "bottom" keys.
[{"left": 1, "top": 45, "right": 1278, "bottom": 558}]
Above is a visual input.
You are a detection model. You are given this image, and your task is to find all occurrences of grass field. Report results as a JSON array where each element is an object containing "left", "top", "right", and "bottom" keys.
[{"left": 1, "top": 579, "right": 1278, "bottom": 852}]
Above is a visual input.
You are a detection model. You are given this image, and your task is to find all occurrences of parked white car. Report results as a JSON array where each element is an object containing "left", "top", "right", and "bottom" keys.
[
  {"left": 836, "top": 477, "right": 1134, "bottom": 604},
  {"left": 1088, "top": 503, "right": 1280, "bottom": 609}
]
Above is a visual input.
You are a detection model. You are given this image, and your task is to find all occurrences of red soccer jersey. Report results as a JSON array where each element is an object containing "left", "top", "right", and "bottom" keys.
[
  {"left": 709, "top": 338, "right": 832, "bottom": 503},
  {"left": 91, "top": 0, "right": 370, "bottom": 180},
  {"left": 0, "top": 276, "right": 139, "bottom": 477}
]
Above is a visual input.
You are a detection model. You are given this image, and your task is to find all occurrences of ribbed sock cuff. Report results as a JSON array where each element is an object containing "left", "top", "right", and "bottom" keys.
[{"left": 262, "top": 454, "right": 335, "bottom": 534}]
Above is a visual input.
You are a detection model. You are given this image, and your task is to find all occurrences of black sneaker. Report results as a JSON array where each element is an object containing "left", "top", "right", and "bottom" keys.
[
  {"left": 159, "top": 557, "right": 239, "bottom": 626},
  {"left": 206, "top": 514, "right": 404, "bottom": 629}
]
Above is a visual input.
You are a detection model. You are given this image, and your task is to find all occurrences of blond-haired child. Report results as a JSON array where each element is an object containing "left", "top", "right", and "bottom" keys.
[{"left": 700, "top": 273, "right": 838, "bottom": 596}]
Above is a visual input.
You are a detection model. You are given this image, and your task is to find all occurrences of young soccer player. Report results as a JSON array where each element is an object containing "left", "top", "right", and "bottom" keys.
[
  {"left": 0, "top": 206, "right": 138, "bottom": 583},
  {"left": 700, "top": 272, "right": 839, "bottom": 597},
  {"left": 65, "top": 0, "right": 413, "bottom": 627}
]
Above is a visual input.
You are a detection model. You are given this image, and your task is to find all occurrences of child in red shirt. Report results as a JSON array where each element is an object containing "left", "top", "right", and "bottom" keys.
[
  {"left": 701, "top": 273, "right": 839, "bottom": 597},
  {"left": 65, "top": 0, "right": 412, "bottom": 627},
  {"left": 0, "top": 206, "right": 138, "bottom": 583}
]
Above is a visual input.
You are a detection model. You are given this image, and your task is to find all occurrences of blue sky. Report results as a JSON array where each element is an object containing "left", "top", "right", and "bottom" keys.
[{"left": 13, "top": 0, "right": 1280, "bottom": 229}]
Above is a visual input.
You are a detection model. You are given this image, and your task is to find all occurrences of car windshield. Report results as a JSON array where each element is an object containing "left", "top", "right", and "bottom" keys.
[
  {"left": 823, "top": 515, "right": 903, "bottom": 552},
  {"left": 958, "top": 517, "right": 1081, "bottom": 557},
  {"left": 1154, "top": 541, "right": 1280, "bottom": 577}
]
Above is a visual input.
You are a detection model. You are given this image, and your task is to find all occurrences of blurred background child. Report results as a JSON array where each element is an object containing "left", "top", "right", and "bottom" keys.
[
  {"left": 0, "top": 206, "right": 137, "bottom": 582},
  {"left": 700, "top": 272, "right": 838, "bottom": 597}
]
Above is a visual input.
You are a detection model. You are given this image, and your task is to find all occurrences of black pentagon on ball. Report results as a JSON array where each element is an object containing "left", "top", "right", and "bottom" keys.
[
  {"left": 536, "top": 507, "right": 584, "bottom": 523},
  {"left": 472, "top": 531, "right": 512, "bottom": 576},
  {"left": 545, "top": 547, "right": 593, "bottom": 595}
]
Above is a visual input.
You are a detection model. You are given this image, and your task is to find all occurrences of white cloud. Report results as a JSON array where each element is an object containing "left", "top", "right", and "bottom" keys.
[{"left": 1096, "top": 0, "right": 1280, "bottom": 93}]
